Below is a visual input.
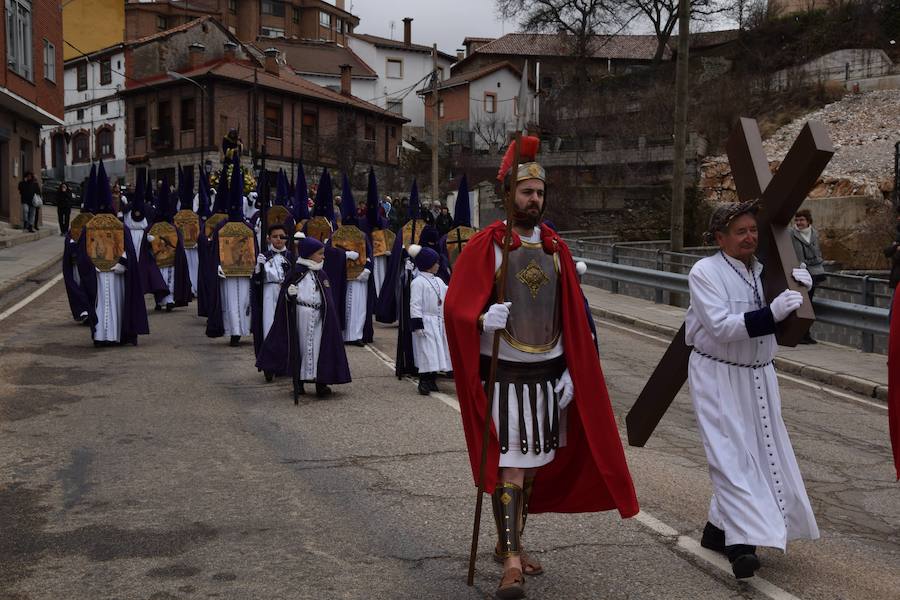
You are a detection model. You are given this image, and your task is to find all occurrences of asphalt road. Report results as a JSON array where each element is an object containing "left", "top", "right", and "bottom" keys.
[{"left": 0, "top": 281, "right": 897, "bottom": 600}]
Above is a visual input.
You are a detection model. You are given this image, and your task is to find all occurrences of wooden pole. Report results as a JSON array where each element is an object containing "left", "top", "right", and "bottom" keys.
[
  {"left": 466, "top": 131, "right": 522, "bottom": 586},
  {"left": 670, "top": 0, "right": 690, "bottom": 253},
  {"left": 431, "top": 44, "right": 440, "bottom": 209}
]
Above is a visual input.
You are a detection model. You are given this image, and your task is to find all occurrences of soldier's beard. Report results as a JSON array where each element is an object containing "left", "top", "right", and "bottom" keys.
[{"left": 512, "top": 206, "right": 541, "bottom": 229}]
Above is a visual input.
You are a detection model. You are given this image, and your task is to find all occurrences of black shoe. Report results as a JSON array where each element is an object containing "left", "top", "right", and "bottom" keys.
[
  {"left": 165, "top": 303, "right": 174, "bottom": 312},
  {"left": 315, "top": 383, "right": 332, "bottom": 397},
  {"left": 93, "top": 340, "right": 103, "bottom": 348},
  {"left": 800, "top": 334, "right": 817, "bottom": 344},
  {"left": 418, "top": 379, "right": 431, "bottom": 395},
  {"left": 700, "top": 521, "right": 726, "bottom": 554},
  {"left": 229, "top": 335, "right": 241, "bottom": 347},
  {"left": 154, "top": 305, "right": 163, "bottom": 312},
  {"left": 264, "top": 371, "right": 274, "bottom": 383},
  {"left": 725, "top": 544, "right": 760, "bottom": 579},
  {"left": 294, "top": 383, "right": 306, "bottom": 405},
  {"left": 428, "top": 378, "right": 439, "bottom": 392}
]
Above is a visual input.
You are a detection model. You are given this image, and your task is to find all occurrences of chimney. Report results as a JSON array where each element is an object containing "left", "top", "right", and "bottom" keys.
[
  {"left": 402, "top": 17, "right": 413, "bottom": 46},
  {"left": 264, "top": 47, "right": 280, "bottom": 76},
  {"left": 336, "top": 0, "right": 345, "bottom": 10},
  {"left": 339, "top": 64, "right": 352, "bottom": 96},
  {"left": 456, "top": 49, "right": 464, "bottom": 62},
  {"left": 187, "top": 42, "right": 206, "bottom": 70},
  {"left": 223, "top": 41, "right": 238, "bottom": 61}
]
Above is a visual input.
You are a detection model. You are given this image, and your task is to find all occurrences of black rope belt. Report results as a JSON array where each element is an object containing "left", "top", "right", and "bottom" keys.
[
  {"left": 297, "top": 301, "right": 321, "bottom": 310},
  {"left": 692, "top": 347, "right": 773, "bottom": 369}
]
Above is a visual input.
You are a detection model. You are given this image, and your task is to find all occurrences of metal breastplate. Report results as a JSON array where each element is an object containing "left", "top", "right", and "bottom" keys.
[{"left": 498, "top": 242, "right": 561, "bottom": 353}]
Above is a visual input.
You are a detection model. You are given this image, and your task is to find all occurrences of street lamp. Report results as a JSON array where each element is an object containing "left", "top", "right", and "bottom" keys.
[{"left": 166, "top": 70, "right": 207, "bottom": 176}]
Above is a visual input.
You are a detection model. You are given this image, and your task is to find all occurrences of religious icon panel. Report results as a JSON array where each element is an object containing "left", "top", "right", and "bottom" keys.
[
  {"left": 69, "top": 212, "right": 94, "bottom": 243},
  {"left": 85, "top": 213, "right": 126, "bottom": 272},
  {"left": 174, "top": 210, "right": 200, "bottom": 249},
  {"left": 332, "top": 225, "right": 367, "bottom": 280},
  {"left": 371, "top": 229, "right": 396, "bottom": 257},
  {"left": 149, "top": 222, "right": 179, "bottom": 268},
  {"left": 218, "top": 222, "right": 256, "bottom": 277}
]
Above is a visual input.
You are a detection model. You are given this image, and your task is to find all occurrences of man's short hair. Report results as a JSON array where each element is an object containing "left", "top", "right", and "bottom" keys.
[
  {"left": 795, "top": 209, "right": 812, "bottom": 223},
  {"left": 268, "top": 223, "right": 287, "bottom": 236}
]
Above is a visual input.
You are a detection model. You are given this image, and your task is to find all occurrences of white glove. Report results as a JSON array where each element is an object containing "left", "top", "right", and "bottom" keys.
[
  {"left": 792, "top": 266, "right": 813, "bottom": 289},
  {"left": 357, "top": 268, "right": 371, "bottom": 282},
  {"left": 554, "top": 369, "right": 574, "bottom": 410},
  {"left": 482, "top": 302, "right": 511, "bottom": 333},
  {"left": 404, "top": 258, "right": 415, "bottom": 272},
  {"left": 287, "top": 284, "right": 299, "bottom": 297},
  {"left": 384, "top": 250, "right": 392, "bottom": 256},
  {"left": 257, "top": 253, "right": 267, "bottom": 265},
  {"left": 146, "top": 234, "right": 155, "bottom": 242},
  {"left": 345, "top": 250, "right": 360, "bottom": 261},
  {"left": 770, "top": 289, "right": 803, "bottom": 322},
  {"left": 111, "top": 262, "right": 126, "bottom": 275},
  {"left": 217, "top": 265, "right": 226, "bottom": 279}
]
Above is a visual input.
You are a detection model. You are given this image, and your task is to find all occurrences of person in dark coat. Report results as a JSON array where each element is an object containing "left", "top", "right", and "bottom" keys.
[
  {"left": 791, "top": 209, "right": 827, "bottom": 344},
  {"left": 57, "top": 182, "right": 74, "bottom": 235},
  {"left": 18, "top": 171, "right": 40, "bottom": 232},
  {"left": 435, "top": 205, "right": 453, "bottom": 236}
]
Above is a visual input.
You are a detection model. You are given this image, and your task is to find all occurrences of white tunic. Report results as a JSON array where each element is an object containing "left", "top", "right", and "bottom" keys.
[
  {"left": 124, "top": 214, "right": 148, "bottom": 263},
  {"left": 185, "top": 247, "right": 199, "bottom": 295},
  {"left": 260, "top": 249, "right": 290, "bottom": 339},
  {"left": 159, "top": 265, "right": 175, "bottom": 305},
  {"left": 342, "top": 276, "right": 368, "bottom": 342},
  {"left": 220, "top": 277, "right": 251, "bottom": 336},
  {"left": 94, "top": 270, "right": 125, "bottom": 342},
  {"left": 410, "top": 272, "right": 452, "bottom": 373},
  {"left": 481, "top": 227, "right": 566, "bottom": 469},
  {"left": 295, "top": 271, "right": 324, "bottom": 380},
  {"left": 373, "top": 255, "right": 388, "bottom": 296},
  {"left": 686, "top": 252, "right": 819, "bottom": 550}
]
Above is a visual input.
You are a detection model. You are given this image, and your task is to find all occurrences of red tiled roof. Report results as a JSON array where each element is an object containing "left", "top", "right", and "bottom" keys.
[
  {"left": 349, "top": 33, "right": 456, "bottom": 62},
  {"left": 258, "top": 40, "right": 377, "bottom": 79},
  {"left": 126, "top": 16, "right": 222, "bottom": 48},
  {"left": 669, "top": 29, "right": 740, "bottom": 51},
  {"left": 464, "top": 32, "right": 668, "bottom": 62},
  {"left": 420, "top": 60, "right": 531, "bottom": 93},
  {"left": 123, "top": 57, "right": 407, "bottom": 122}
]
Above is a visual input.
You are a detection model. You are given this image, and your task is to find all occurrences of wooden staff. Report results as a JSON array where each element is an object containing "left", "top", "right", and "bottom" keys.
[{"left": 467, "top": 131, "right": 522, "bottom": 586}]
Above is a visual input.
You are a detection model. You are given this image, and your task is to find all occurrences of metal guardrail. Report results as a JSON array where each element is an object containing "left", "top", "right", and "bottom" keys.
[{"left": 576, "top": 257, "right": 891, "bottom": 340}]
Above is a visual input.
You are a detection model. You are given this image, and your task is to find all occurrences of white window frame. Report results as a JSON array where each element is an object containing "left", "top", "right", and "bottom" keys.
[
  {"left": 386, "top": 58, "right": 403, "bottom": 79},
  {"left": 319, "top": 11, "right": 331, "bottom": 27},
  {"left": 6, "top": 0, "right": 34, "bottom": 81},
  {"left": 484, "top": 92, "right": 497, "bottom": 114},
  {"left": 43, "top": 38, "right": 55, "bottom": 83},
  {"left": 386, "top": 98, "right": 403, "bottom": 116},
  {"left": 438, "top": 100, "right": 445, "bottom": 118}
]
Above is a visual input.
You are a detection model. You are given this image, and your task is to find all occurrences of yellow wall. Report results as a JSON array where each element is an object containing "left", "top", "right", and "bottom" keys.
[{"left": 63, "top": 0, "right": 125, "bottom": 61}]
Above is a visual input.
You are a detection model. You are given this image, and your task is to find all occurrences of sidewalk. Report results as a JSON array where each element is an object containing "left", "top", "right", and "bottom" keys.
[
  {"left": 582, "top": 284, "right": 890, "bottom": 402},
  {"left": 0, "top": 210, "right": 64, "bottom": 296}
]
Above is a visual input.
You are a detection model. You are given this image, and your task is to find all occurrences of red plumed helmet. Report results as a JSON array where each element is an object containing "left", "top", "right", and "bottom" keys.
[{"left": 496, "top": 135, "right": 541, "bottom": 182}]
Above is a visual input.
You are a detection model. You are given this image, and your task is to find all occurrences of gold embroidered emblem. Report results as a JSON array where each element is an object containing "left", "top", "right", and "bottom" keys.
[
  {"left": 516, "top": 259, "right": 550, "bottom": 299},
  {"left": 527, "top": 163, "right": 542, "bottom": 178},
  {"left": 500, "top": 492, "right": 512, "bottom": 506}
]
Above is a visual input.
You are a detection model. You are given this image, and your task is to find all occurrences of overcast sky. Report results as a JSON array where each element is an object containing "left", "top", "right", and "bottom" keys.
[{"left": 346, "top": 0, "right": 512, "bottom": 54}]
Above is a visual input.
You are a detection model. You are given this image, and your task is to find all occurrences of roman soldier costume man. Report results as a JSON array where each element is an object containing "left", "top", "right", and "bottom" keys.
[
  {"left": 689, "top": 202, "right": 819, "bottom": 578},
  {"left": 444, "top": 137, "right": 639, "bottom": 599}
]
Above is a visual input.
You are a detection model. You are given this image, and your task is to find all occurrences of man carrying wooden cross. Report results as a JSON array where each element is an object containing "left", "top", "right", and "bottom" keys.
[
  {"left": 444, "top": 136, "right": 638, "bottom": 599},
  {"left": 689, "top": 201, "right": 819, "bottom": 579}
]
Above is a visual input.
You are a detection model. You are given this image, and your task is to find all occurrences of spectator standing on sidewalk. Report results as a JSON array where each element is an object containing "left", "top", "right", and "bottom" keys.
[
  {"left": 57, "top": 182, "right": 74, "bottom": 236},
  {"left": 18, "top": 171, "right": 40, "bottom": 232},
  {"left": 791, "top": 209, "right": 826, "bottom": 344}
]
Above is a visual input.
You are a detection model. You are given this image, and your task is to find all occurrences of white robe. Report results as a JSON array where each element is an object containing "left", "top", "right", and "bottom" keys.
[
  {"left": 185, "top": 247, "right": 199, "bottom": 295},
  {"left": 295, "top": 271, "right": 325, "bottom": 381},
  {"left": 480, "top": 227, "right": 566, "bottom": 469},
  {"left": 159, "top": 266, "right": 175, "bottom": 305},
  {"left": 373, "top": 255, "right": 388, "bottom": 297},
  {"left": 410, "top": 272, "right": 452, "bottom": 373},
  {"left": 686, "top": 252, "right": 819, "bottom": 550},
  {"left": 220, "top": 277, "right": 251, "bottom": 336},
  {"left": 124, "top": 214, "right": 148, "bottom": 263},
  {"left": 94, "top": 270, "right": 125, "bottom": 342},
  {"left": 260, "top": 249, "right": 290, "bottom": 339},
  {"left": 342, "top": 277, "right": 368, "bottom": 342}
]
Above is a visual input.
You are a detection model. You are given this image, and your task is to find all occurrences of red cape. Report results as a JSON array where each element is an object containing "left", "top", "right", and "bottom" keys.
[
  {"left": 889, "top": 283, "right": 900, "bottom": 480},
  {"left": 444, "top": 221, "right": 639, "bottom": 517}
]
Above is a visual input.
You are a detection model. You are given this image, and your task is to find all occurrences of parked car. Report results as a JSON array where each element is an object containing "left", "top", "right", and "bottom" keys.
[{"left": 40, "top": 179, "right": 82, "bottom": 208}]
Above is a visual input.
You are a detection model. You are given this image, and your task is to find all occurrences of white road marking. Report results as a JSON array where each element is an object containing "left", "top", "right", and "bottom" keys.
[
  {"left": 0, "top": 273, "right": 63, "bottom": 322},
  {"left": 365, "top": 337, "right": 806, "bottom": 600},
  {"left": 595, "top": 317, "right": 888, "bottom": 412}
]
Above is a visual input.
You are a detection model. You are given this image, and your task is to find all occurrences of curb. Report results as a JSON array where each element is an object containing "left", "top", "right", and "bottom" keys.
[
  {"left": 0, "top": 227, "right": 53, "bottom": 249},
  {"left": 589, "top": 304, "right": 888, "bottom": 405},
  {"left": 0, "top": 251, "right": 64, "bottom": 298}
]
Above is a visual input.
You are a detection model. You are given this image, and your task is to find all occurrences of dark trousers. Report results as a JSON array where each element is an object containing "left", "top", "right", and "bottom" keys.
[{"left": 57, "top": 206, "right": 70, "bottom": 234}]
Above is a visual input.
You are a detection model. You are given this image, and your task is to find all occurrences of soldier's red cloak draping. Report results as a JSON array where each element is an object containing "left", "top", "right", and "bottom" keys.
[
  {"left": 888, "top": 283, "right": 899, "bottom": 480},
  {"left": 444, "top": 221, "right": 639, "bottom": 516}
]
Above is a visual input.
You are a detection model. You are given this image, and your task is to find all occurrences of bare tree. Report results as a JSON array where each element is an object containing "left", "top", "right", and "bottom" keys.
[
  {"left": 619, "top": 0, "right": 731, "bottom": 63},
  {"left": 495, "top": 0, "right": 619, "bottom": 59},
  {"left": 470, "top": 110, "right": 509, "bottom": 150}
]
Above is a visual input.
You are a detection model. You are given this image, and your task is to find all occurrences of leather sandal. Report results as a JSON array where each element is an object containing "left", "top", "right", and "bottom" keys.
[
  {"left": 494, "top": 546, "right": 543, "bottom": 576},
  {"left": 496, "top": 567, "right": 525, "bottom": 599}
]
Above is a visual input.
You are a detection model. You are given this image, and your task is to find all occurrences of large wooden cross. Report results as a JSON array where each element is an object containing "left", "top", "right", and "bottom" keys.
[{"left": 625, "top": 117, "right": 834, "bottom": 447}]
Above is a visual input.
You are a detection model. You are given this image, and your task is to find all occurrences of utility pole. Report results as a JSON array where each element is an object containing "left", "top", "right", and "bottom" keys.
[
  {"left": 252, "top": 67, "right": 259, "bottom": 172},
  {"left": 670, "top": 0, "right": 690, "bottom": 252},
  {"left": 431, "top": 44, "right": 440, "bottom": 207}
]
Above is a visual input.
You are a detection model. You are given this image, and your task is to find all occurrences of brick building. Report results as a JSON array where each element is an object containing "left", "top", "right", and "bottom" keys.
[
  {"left": 119, "top": 18, "right": 406, "bottom": 185},
  {"left": 124, "top": 0, "right": 359, "bottom": 45},
  {"left": 1, "top": 0, "right": 64, "bottom": 226}
]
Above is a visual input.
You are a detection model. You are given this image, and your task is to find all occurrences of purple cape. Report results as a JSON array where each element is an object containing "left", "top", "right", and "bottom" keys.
[
  {"left": 170, "top": 229, "right": 194, "bottom": 307},
  {"left": 62, "top": 235, "right": 92, "bottom": 320},
  {"left": 255, "top": 264, "right": 352, "bottom": 385},
  {"left": 135, "top": 229, "right": 169, "bottom": 303},
  {"left": 204, "top": 218, "right": 259, "bottom": 338},
  {"left": 328, "top": 232, "right": 376, "bottom": 344},
  {"left": 76, "top": 225, "right": 149, "bottom": 345},
  {"left": 251, "top": 248, "right": 295, "bottom": 359}
]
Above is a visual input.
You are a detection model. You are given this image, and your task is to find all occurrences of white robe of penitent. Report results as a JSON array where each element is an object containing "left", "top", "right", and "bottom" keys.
[
  {"left": 373, "top": 254, "right": 388, "bottom": 297},
  {"left": 94, "top": 270, "right": 125, "bottom": 342},
  {"left": 185, "top": 247, "right": 199, "bottom": 295},
  {"left": 260, "top": 248, "right": 290, "bottom": 339},
  {"left": 342, "top": 274, "right": 368, "bottom": 343},
  {"left": 220, "top": 276, "right": 251, "bottom": 336},
  {"left": 410, "top": 272, "right": 452, "bottom": 373},
  {"left": 295, "top": 268, "right": 325, "bottom": 381},
  {"left": 124, "top": 214, "right": 148, "bottom": 263},
  {"left": 685, "top": 251, "right": 819, "bottom": 550}
]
